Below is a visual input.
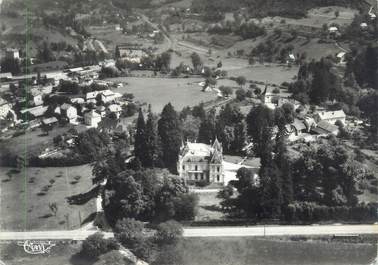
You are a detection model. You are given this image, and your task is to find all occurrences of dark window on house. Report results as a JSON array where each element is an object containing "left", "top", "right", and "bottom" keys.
[
  {"left": 217, "top": 175, "right": 220, "bottom": 181},
  {"left": 195, "top": 165, "right": 198, "bottom": 171},
  {"left": 201, "top": 174, "right": 203, "bottom": 180},
  {"left": 182, "top": 165, "right": 185, "bottom": 170},
  {"left": 217, "top": 166, "right": 220, "bottom": 172},
  {"left": 195, "top": 173, "right": 198, "bottom": 180}
]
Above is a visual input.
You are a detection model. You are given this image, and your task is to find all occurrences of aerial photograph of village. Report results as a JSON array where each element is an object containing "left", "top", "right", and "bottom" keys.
[{"left": 0, "top": 0, "right": 377, "bottom": 264}]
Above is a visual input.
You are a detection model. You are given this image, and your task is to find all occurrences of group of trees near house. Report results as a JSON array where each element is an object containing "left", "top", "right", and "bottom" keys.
[
  {"left": 82, "top": 219, "right": 184, "bottom": 264},
  {"left": 134, "top": 102, "right": 249, "bottom": 172},
  {"left": 134, "top": 104, "right": 181, "bottom": 173},
  {"left": 219, "top": 104, "right": 376, "bottom": 222},
  {"left": 0, "top": 57, "right": 21, "bottom": 75},
  {"left": 208, "top": 21, "right": 266, "bottom": 40},
  {"left": 98, "top": 165, "right": 198, "bottom": 225},
  {"left": 347, "top": 45, "right": 378, "bottom": 91},
  {"left": 182, "top": 103, "right": 248, "bottom": 155},
  {"left": 289, "top": 58, "right": 342, "bottom": 105},
  {"left": 288, "top": 45, "right": 377, "bottom": 138},
  {"left": 30, "top": 128, "right": 118, "bottom": 167}
]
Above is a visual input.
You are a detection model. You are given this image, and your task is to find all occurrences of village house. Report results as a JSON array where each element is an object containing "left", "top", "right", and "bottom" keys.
[
  {"left": 336, "top": 52, "right": 347, "bottom": 65},
  {"left": 101, "top": 90, "right": 122, "bottom": 103},
  {"left": 285, "top": 119, "right": 307, "bottom": 136},
  {"left": 0, "top": 72, "right": 13, "bottom": 82},
  {"left": 86, "top": 91, "right": 98, "bottom": 104},
  {"left": 314, "top": 110, "right": 346, "bottom": 125},
  {"left": 115, "top": 44, "right": 148, "bottom": 63},
  {"left": 360, "top": 22, "right": 368, "bottom": 30},
  {"left": 20, "top": 105, "right": 48, "bottom": 121},
  {"left": 86, "top": 90, "right": 122, "bottom": 104},
  {"left": 99, "top": 59, "right": 116, "bottom": 68},
  {"left": 28, "top": 88, "right": 44, "bottom": 107},
  {"left": 60, "top": 103, "right": 78, "bottom": 123},
  {"left": 178, "top": 138, "right": 224, "bottom": 184},
  {"left": 311, "top": 120, "right": 339, "bottom": 136},
  {"left": 97, "top": 106, "right": 107, "bottom": 117},
  {"left": 0, "top": 98, "right": 12, "bottom": 119},
  {"left": 71, "top": 97, "right": 85, "bottom": 105},
  {"left": 42, "top": 117, "right": 58, "bottom": 127},
  {"left": 107, "top": 104, "right": 122, "bottom": 118},
  {"left": 5, "top": 48, "right": 20, "bottom": 60},
  {"left": 84, "top": 110, "right": 102, "bottom": 128},
  {"left": 328, "top": 26, "right": 340, "bottom": 38}
]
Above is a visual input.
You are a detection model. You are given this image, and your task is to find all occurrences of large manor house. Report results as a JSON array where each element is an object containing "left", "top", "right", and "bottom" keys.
[{"left": 177, "top": 138, "right": 224, "bottom": 184}]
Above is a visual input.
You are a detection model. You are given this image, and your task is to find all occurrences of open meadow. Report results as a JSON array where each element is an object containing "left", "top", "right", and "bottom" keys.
[
  {"left": 0, "top": 124, "right": 87, "bottom": 159},
  {"left": 109, "top": 76, "right": 227, "bottom": 113},
  {"left": 0, "top": 165, "right": 96, "bottom": 231},
  {"left": 196, "top": 191, "right": 225, "bottom": 221},
  {"left": 1, "top": 237, "right": 375, "bottom": 265},
  {"left": 161, "top": 237, "right": 377, "bottom": 265}
]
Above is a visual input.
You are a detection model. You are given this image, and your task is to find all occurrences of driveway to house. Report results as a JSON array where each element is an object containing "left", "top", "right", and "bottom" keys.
[{"left": 0, "top": 224, "right": 377, "bottom": 241}]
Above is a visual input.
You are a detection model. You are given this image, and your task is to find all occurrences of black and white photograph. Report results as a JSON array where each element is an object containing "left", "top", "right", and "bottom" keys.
[{"left": 0, "top": 0, "right": 377, "bottom": 264}]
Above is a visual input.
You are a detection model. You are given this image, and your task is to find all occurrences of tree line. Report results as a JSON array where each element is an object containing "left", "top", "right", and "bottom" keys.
[{"left": 218, "top": 104, "right": 376, "bottom": 222}]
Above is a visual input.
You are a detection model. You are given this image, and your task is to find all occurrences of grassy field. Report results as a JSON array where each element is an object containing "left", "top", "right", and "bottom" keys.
[
  {"left": 108, "top": 77, "right": 225, "bottom": 113},
  {"left": 0, "top": 124, "right": 87, "bottom": 159},
  {"left": 255, "top": 6, "right": 357, "bottom": 29},
  {"left": 196, "top": 192, "right": 225, "bottom": 221},
  {"left": 160, "top": 237, "right": 377, "bottom": 265},
  {"left": 0, "top": 165, "right": 96, "bottom": 231},
  {"left": 0, "top": 241, "right": 92, "bottom": 265},
  {"left": 1, "top": 237, "right": 375, "bottom": 265},
  {"left": 108, "top": 65, "right": 296, "bottom": 113}
]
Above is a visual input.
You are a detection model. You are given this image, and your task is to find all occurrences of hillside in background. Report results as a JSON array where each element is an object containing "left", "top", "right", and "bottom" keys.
[{"left": 191, "top": 0, "right": 368, "bottom": 18}]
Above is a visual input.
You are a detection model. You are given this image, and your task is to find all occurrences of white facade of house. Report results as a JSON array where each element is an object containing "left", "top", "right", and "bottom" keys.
[
  {"left": 61, "top": 103, "right": 77, "bottom": 121},
  {"left": 314, "top": 110, "right": 346, "bottom": 125},
  {"left": 84, "top": 110, "right": 102, "bottom": 128},
  {"left": 31, "top": 94, "right": 43, "bottom": 106},
  {"left": 178, "top": 139, "right": 224, "bottom": 184},
  {"left": 97, "top": 106, "right": 107, "bottom": 117},
  {"left": 0, "top": 102, "right": 12, "bottom": 119},
  {"left": 86, "top": 90, "right": 122, "bottom": 104},
  {"left": 108, "top": 104, "right": 122, "bottom": 118}
]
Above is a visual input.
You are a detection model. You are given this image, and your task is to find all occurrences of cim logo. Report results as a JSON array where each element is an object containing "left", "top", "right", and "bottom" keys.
[{"left": 17, "top": 240, "right": 56, "bottom": 254}]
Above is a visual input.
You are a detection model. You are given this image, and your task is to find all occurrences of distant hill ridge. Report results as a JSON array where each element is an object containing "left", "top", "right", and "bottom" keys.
[{"left": 191, "top": 0, "right": 367, "bottom": 18}]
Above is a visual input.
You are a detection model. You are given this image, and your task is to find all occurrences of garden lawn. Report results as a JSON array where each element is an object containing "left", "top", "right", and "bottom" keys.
[
  {"left": 0, "top": 164, "right": 96, "bottom": 231},
  {"left": 196, "top": 192, "right": 225, "bottom": 221}
]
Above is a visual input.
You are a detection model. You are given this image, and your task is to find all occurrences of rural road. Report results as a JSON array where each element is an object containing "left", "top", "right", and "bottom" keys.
[
  {"left": 0, "top": 224, "right": 377, "bottom": 241},
  {"left": 183, "top": 224, "right": 378, "bottom": 237}
]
